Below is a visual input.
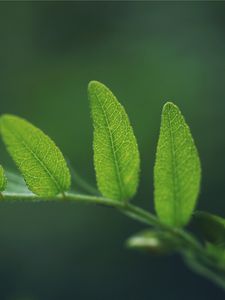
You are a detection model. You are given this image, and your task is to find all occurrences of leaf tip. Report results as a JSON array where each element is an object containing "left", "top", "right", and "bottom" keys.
[
  {"left": 163, "top": 101, "right": 178, "bottom": 112},
  {"left": 0, "top": 114, "right": 20, "bottom": 127},
  {"left": 88, "top": 80, "right": 102, "bottom": 92},
  {"left": 1, "top": 113, "right": 15, "bottom": 119}
]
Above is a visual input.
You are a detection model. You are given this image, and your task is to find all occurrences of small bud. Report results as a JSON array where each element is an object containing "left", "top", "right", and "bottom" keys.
[{"left": 126, "top": 229, "right": 180, "bottom": 255}]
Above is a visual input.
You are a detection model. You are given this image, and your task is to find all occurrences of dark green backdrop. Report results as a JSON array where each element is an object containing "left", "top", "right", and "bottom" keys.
[{"left": 0, "top": 1, "right": 225, "bottom": 299}]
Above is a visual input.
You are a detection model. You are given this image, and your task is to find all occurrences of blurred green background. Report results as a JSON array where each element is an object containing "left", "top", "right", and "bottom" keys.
[{"left": 1, "top": 1, "right": 225, "bottom": 299}]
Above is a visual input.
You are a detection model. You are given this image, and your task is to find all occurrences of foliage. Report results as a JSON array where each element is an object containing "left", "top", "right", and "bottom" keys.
[
  {"left": 88, "top": 81, "right": 140, "bottom": 201},
  {"left": 0, "top": 81, "right": 224, "bottom": 291},
  {"left": 154, "top": 102, "right": 201, "bottom": 227},
  {"left": 0, "top": 115, "right": 71, "bottom": 197}
]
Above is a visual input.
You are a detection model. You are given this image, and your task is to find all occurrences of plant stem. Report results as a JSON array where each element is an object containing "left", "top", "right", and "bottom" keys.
[
  {"left": 3, "top": 191, "right": 203, "bottom": 252},
  {"left": 183, "top": 250, "right": 225, "bottom": 291},
  {"left": 2, "top": 191, "right": 224, "bottom": 290},
  {"left": 122, "top": 203, "right": 205, "bottom": 255},
  {"left": 3, "top": 192, "right": 124, "bottom": 207}
]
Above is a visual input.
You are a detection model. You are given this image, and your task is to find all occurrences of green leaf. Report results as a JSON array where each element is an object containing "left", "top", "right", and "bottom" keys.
[
  {"left": 126, "top": 229, "right": 180, "bottom": 255},
  {"left": 154, "top": 102, "right": 201, "bottom": 227},
  {"left": 0, "top": 115, "right": 71, "bottom": 197},
  {"left": 5, "top": 170, "right": 31, "bottom": 194},
  {"left": 88, "top": 81, "right": 140, "bottom": 201},
  {"left": 193, "top": 211, "right": 225, "bottom": 246},
  {"left": 0, "top": 165, "right": 7, "bottom": 192}
]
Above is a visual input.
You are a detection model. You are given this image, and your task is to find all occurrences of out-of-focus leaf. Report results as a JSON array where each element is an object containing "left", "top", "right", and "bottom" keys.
[
  {"left": 4, "top": 170, "right": 32, "bottom": 194},
  {"left": 0, "top": 165, "right": 7, "bottom": 192},
  {"left": 206, "top": 243, "right": 225, "bottom": 266},
  {"left": 193, "top": 211, "right": 225, "bottom": 246}
]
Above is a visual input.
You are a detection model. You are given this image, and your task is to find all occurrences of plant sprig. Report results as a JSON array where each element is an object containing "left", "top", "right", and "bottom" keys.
[{"left": 0, "top": 81, "right": 224, "bottom": 291}]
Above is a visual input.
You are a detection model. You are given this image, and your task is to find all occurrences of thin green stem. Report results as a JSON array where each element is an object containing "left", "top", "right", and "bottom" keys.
[
  {"left": 3, "top": 191, "right": 203, "bottom": 253},
  {"left": 2, "top": 191, "right": 224, "bottom": 290},
  {"left": 3, "top": 192, "right": 124, "bottom": 207},
  {"left": 183, "top": 251, "right": 225, "bottom": 291},
  {"left": 122, "top": 203, "right": 205, "bottom": 256}
]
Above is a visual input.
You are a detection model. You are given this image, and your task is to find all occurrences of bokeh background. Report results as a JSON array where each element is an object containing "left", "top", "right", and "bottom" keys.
[{"left": 1, "top": 1, "right": 225, "bottom": 299}]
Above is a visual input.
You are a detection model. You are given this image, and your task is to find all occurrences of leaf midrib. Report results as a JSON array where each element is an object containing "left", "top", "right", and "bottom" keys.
[
  {"left": 167, "top": 107, "right": 180, "bottom": 226},
  {"left": 95, "top": 95, "right": 124, "bottom": 200},
  {"left": 3, "top": 121, "right": 62, "bottom": 193}
]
